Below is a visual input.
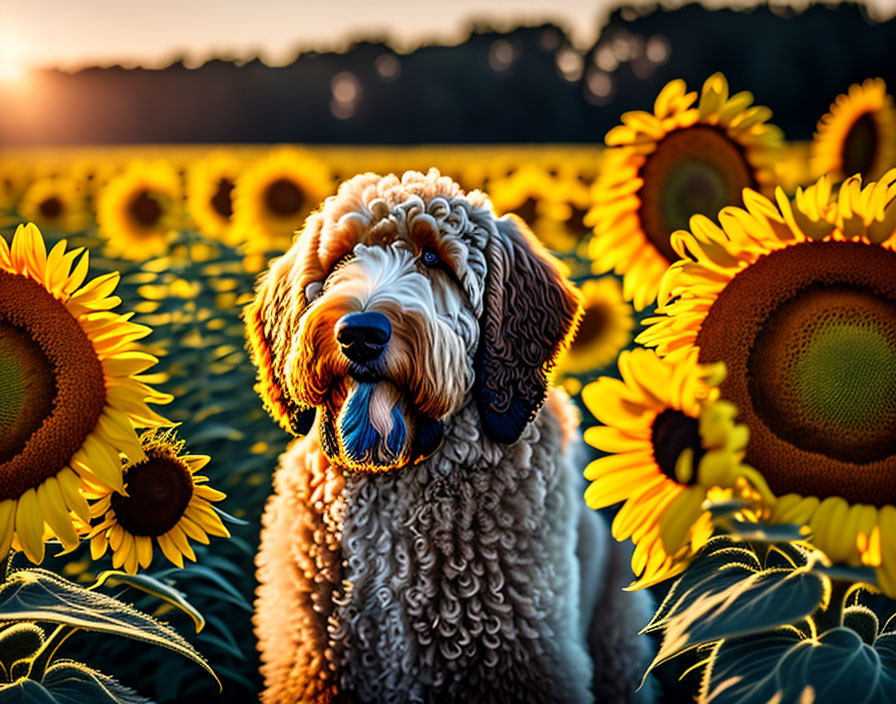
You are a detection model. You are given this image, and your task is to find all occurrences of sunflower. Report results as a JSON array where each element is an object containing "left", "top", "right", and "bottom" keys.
[
  {"left": 0, "top": 160, "right": 31, "bottom": 210},
  {"left": 555, "top": 276, "right": 633, "bottom": 375},
  {"left": 489, "top": 164, "right": 590, "bottom": 252},
  {"left": 810, "top": 78, "right": 896, "bottom": 183},
  {"left": 232, "top": 147, "right": 331, "bottom": 254},
  {"left": 87, "top": 432, "right": 229, "bottom": 574},
  {"left": 638, "top": 170, "right": 896, "bottom": 594},
  {"left": 70, "top": 156, "right": 123, "bottom": 211},
  {"left": 97, "top": 160, "right": 183, "bottom": 260},
  {"left": 582, "top": 348, "right": 762, "bottom": 589},
  {"left": 587, "top": 73, "right": 784, "bottom": 310},
  {"left": 17, "top": 177, "right": 88, "bottom": 233},
  {"left": 187, "top": 151, "right": 243, "bottom": 244},
  {"left": 0, "top": 223, "right": 171, "bottom": 565}
]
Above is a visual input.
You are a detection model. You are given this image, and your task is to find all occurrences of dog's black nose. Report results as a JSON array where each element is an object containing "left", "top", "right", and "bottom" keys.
[{"left": 336, "top": 312, "right": 391, "bottom": 363}]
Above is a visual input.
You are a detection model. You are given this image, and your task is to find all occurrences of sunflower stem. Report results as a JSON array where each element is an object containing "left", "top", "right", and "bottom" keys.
[
  {"left": 27, "top": 624, "right": 79, "bottom": 682},
  {"left": 0, "top": 550, "right": 11, "bottom": 580},
  {"left": 813, "top": 577, "right": 852, "bottom": 634}
]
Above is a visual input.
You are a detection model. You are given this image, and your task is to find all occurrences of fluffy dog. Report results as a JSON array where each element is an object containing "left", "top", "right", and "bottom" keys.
[{"left": 246, "top": 170, "right": 652, "bottom": 704}]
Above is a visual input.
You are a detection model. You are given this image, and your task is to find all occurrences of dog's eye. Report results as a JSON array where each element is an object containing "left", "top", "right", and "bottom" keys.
[
  {"left": 420, "top": 247, "right": 442, "bottom": 268},
  {"left": 304, "top": 281, "right": 323, "bottom": 301},
  {"left": 326, "top": 252, "right": 355, "bottom": 278}
]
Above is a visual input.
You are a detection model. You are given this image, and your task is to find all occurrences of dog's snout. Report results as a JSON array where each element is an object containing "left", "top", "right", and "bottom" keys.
[{"left": 336, "top": 312, "right": 392, "bottom": 362}]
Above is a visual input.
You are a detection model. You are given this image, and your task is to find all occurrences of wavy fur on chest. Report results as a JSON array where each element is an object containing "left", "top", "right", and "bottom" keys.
[{"left": 254, "top": 398, "right": 595, "bottom": 704}]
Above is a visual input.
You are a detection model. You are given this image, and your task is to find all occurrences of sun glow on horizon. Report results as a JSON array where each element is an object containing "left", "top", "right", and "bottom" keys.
[{"left": 0, "top": 38, "right": 27, "bottom": 84}]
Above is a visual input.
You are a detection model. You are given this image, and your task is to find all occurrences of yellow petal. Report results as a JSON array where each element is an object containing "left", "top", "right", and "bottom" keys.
[
  {"left": 15, "top": 490, "right": 45, "bottom": 564},
  {"left": 36, "top": 478, "right": 78, "bottom": 548}
]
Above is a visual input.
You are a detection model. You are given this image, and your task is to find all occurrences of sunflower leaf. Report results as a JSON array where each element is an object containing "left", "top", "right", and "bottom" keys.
[
  {"left": 704, "top": 499, "right": 751, "bottom": 519},
  {"left": 722, "top": 518, "right": 808, "bottom": 543},
  {"left": 0, "top": 660, "right": 154, "bottom": 703},
  {"left": 212, "top": 507, "right": 249, "bottom": 527},
  {"left": 702, "top": 627, "right": 896, "bottom": 704},
  {"left": 92, "top": 571, "right": 205, "bottom": 633},
  {"left": 0, "top": 569, "right": 219, "bottom": 690},
  {"left": 812, "top": 563, "right": 879, "bottom": 586},
  {"left": 644, "top": 537, "right": 762, "bottom": 632},
  {"left": 153, "top": 565, "right": 251, "bottom": 611},
  {"left": 644, "top": 537, "right": 826, "bottom": 676}
]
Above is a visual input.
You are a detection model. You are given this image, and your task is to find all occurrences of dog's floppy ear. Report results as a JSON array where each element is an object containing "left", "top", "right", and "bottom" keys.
[
  {"left": 475, "top": 214, "right": 582, "bottom": 444},
  {"left": 244, "top": 214, "right": 325, "bottom": 436}
]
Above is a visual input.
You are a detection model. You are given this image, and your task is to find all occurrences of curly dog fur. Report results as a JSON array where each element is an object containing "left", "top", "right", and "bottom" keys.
[{"left": 246, "top": 170, "right": 653, "bottom": 703}]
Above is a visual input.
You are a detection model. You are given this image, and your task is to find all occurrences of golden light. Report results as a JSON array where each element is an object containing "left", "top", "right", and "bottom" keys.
[{"left": 0, "top": 44, "right": 26, "bottom": 85}]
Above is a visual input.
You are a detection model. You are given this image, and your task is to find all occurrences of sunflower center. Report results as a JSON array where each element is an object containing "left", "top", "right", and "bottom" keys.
[
  {"left": 264, "top": 178, "right": 305, "bottom": 217},
  {"left": 515, "top": 197, "right": 538, "bottom": 226},
  {"left": 638, "top": 126, "right": 756, "bottom": 263},
  {"left": 696, "top": 240, "right": 896, "bottom": 505},
  {"left": 128, "top": 190, "right": 164, "bottom": 228},
  {"left": 0, "top": 272, "right": 107, "bottom": 501},
  {"left": 650, "top": 409, "right": 703, "bottom": 485},
  {"left": 38, "top": 197, "right": 63, "bottom": 220},
  {"left": 210, "top": 177, "right": 234, "bottom": 219},
  {"left": 751, "top": 285, "right": 896, "bottom": 462},
  {"left": 842, "top": 112, "right": 879, "bottom": 178},
  {"left": 0, "top": 324, "right": 55, "bottom": 464},
  {"left": 111, "top": 452, "right": 194, "bottom": 536},
  {"left": 567, "top": 206, "right": 588, "bottom": 234},
  {"left": 572, "top": 303, "right": 611, "bottom": 349}
]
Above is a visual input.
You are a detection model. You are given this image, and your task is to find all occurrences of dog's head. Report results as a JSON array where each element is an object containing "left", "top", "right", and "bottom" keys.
[{"left": 245, "top": 170, "right": 581, "bottom": 473}]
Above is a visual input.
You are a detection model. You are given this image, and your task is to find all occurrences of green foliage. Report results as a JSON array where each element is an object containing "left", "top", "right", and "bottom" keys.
[
  {"left": 645, "top": 535, "right": 896, "bottom": 703},
  {"left": 0, "top": 569, "right": 216, "bottom": 687},
  {"left": 0, "top": 661, "right": 153, "bottom": 703},
  {"left": 702, "top": 626, "right": 896, "bottom": 704},
  {"left": 645, "top": 537, "right": 826, "bottom": 674},
  {"left": 92, "top": 572, "right": 205, "bottom": 634}
]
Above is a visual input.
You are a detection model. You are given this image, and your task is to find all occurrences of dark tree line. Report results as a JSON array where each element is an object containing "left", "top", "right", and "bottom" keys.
[{"left": 1, "top": 2, "right": 894, "bottom": 146}]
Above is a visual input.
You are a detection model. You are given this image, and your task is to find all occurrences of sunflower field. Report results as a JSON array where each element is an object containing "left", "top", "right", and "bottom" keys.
[{"left": 1, "top": 67, "right": 896, "bottom": 704}]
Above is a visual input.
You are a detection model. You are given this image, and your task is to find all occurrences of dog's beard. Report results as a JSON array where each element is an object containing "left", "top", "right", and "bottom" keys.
[{"left": 321, "top": 379, "right": 416, "bottom": 472}]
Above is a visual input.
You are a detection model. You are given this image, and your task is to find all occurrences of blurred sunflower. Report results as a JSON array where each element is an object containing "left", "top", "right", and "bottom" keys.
[
  {"left": 0, "top": 160, "right": 31, "bottom": 210},
  {"left": 490, "top": 164, "right": 589, "bottom": 252},
  {"left": 97, "top": 160, "right": 183, "bottom": 260},
  {"left": 810, "top": 78, "right": 896, "bottom": 183},
  {"left": 88, "top": 432, "right": 229, "bottom": 574},
  {"left": 587, "top": 73, "right": 784, "bottom": 310},
  {"left": 638, "top": 170, "right": 896, "bottom": 594},
  {"left": 232, "top": 147, "right": 331, "bottom": 254},
  {"left": 0, "top": 223, "right": 171, "bottom": 564},
  {"left": 555, "top": 276, "right": 633, "bottom": 375},
  {"left": 538, "top": 177, "right": 593, "bottom": 254},
  {"left": 70, "top": 157, "right": 123, "bottom": 211},
  {"left": 582, "top": 348, "right": 762, "bottom": 589},
  {"left": 18, "top": 177, "right": 88, "bottom": 233},
  {"left": 490, "top": 163, "right": 555, "bottom": 226},
  {"left": 187, "top": 151, "right": 243, "bottom": 244}
]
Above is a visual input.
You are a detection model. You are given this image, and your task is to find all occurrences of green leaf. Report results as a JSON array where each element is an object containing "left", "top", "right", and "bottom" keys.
[
  {"left": 92, "top": 572, "right": 205, "bottom": 633},
  {"left": 0, "top": 660, "right": 153, "bottom": 703},
  {"left": 212, "top": 507, "right": 249, "bottom": 527},
  {"left": 645, "top": 537, "right": 762, "bottom": 632},
  {"left": 187, "top": 424, "right": 244, "bottom": 443},
  {"left": 154, "top": 566, "right": 251, "bottom": 612},
  {"left": 647, "top": 567, "right": 825, "bottom": 675},
  {"left": 0, "top": 569, "right": 219, "bottom": 690},
  {"left": 704, "top": 627, "right": 896, "bottom": 704},
  {"left": 643, "top": 537, "right": 826, "bottom": 677},
  {"left": 812, "top": 563, "right": 879, "bottom": 586},
  {"left": 723, "top": 519, "right": 808, "bottom": 543},
  {"left": 705, "top": 500, "right": 751, "bottom": 519}
]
